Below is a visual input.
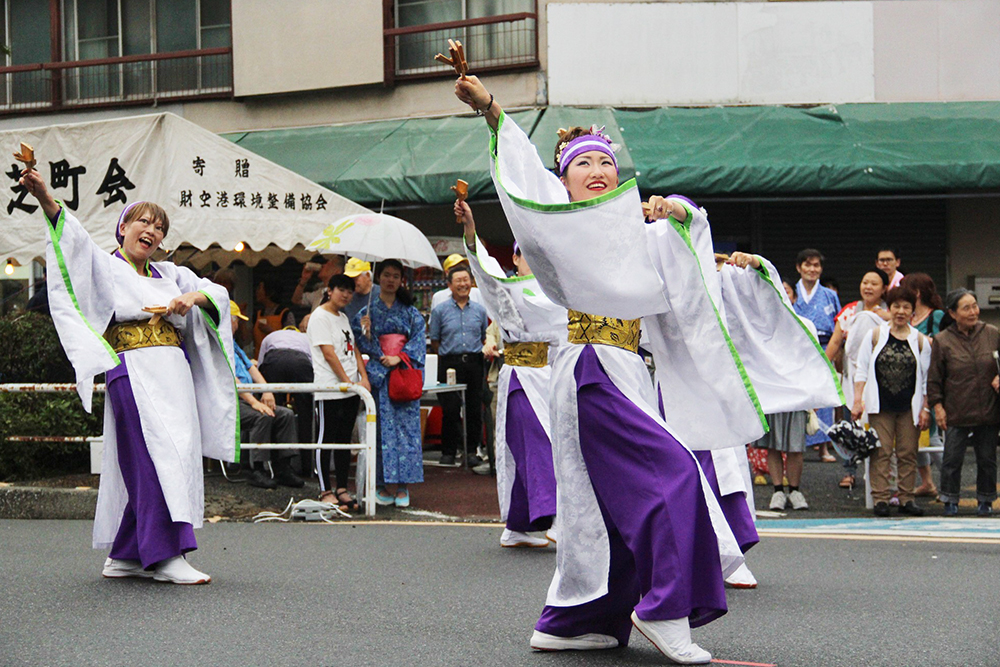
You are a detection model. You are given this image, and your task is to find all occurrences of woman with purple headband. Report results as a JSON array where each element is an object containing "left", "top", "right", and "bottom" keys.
[
  {"left": 454, "top": 75, "right": 841, "bottom": 664},
  {"left": 19, "top": 169, "right": 238, "bottom": 585}
]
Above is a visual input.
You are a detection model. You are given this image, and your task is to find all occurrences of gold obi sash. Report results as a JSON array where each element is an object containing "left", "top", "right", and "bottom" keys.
[
  {"left": 567, "top": 310, "right": 641, "bottom": 353},
  {"left": 504, "top": 341, "right": 549, "bottom": 368},
  {"left": 104, "top": 319, "right": 181, "bottom": 354}
]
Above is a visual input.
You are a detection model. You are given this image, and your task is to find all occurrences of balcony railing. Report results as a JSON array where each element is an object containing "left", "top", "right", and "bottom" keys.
[
  {"left": 0, "top": 47, "right": 233, "bottom": 114},
  {"left": 384, "top": 12, "right": 538, "bottom": 84}
]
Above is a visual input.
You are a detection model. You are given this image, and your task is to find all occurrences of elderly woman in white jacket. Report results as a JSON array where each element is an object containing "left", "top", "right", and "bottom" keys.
[{"left": 852, "top": 286, "right": 931, "bottom": 517}]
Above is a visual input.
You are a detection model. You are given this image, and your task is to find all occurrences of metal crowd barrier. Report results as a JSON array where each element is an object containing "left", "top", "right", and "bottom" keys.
[{"left": 0, "top": 382, "right": 378, "bottom": 517}]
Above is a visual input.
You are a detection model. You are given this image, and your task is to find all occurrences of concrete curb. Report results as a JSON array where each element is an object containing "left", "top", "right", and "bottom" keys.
[{"left": 0, "top": 486, "right": 97, "bottom": 520}]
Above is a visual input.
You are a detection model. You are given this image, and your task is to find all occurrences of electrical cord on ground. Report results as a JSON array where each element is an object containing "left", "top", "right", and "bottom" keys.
[{"left": 252, "top": 497, "right": 351, "bottom": 523}]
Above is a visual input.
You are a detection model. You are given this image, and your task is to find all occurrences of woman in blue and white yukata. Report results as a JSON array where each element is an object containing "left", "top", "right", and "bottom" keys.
[
  {"left": 454, "top": 75, "right": 842, "bottom": 664},
  {"left": 18, "top": 168, "right": 238, "bottom": 585},
  {"left": 456, "top": 200, "right": 560, "bottom": 549},
  {"left": 352, "top": 259, "right": 426, "bottom": 508}
]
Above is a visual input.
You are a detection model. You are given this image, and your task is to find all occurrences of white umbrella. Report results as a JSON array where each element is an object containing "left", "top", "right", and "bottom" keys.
[{"left": 305, "top": 213, "right": 442, "bottom": 270}]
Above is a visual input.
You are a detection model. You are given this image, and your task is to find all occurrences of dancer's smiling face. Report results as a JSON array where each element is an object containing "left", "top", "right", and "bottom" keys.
[
  {"left": 119, "top": 208, "right": 166, "bottom": 264},
  {"left": 560, "top": 150, "right": 619, "bottom": 202}
]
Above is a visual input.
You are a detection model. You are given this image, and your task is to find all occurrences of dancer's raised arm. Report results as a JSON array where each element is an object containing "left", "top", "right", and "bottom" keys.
[
  {"left": 19, "top": 168, "right": 61, "bottom": 221},
  {"left": 454, "top": 75, "right": 502, "bottom": 130}
]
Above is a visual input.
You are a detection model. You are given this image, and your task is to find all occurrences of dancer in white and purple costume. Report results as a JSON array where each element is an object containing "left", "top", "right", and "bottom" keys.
[
  {"left": 455, "top": 74, "right": 842, "bottom": 663},
  {"left": 18, "top": 169, "right": 238, "bottom": 584},
  {"left": 457, "top": 201, "right": 560, "bottom": 547},
  {"left": 456, "top": 78, "right": 747, "bottom": 664}
]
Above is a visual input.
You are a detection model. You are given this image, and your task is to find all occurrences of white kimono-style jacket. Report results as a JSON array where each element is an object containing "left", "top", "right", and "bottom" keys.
[
  {"left": 465, "top": 235, "right": 565, "bottom": 521},
  {"left": 492, "top": 112, "right": 842, "bottom": 451},
  {"left": 43, "top": 206, "right": 239, "bottom": 549},
  {"left": 854, "top": 324, "right": 931, "bottom": 426}
]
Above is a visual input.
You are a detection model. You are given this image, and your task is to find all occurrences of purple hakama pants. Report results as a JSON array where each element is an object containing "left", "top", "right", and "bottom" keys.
[
  {"left": 106, "top": 357, "right": 197, "bottom": 569},
  {"left": 535, "top": 346, "right": 726, "bottom": 646},
  {"left": 504, "top": 371, "right": 556, "bottom": 533},
  {"left": 693, "top": 450, "right": 759, "bottom": 554}
]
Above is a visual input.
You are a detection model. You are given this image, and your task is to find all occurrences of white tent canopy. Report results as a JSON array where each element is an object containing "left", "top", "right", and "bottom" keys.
[{"left": 1, "top": 112, "right": 369, "bottom": 266}]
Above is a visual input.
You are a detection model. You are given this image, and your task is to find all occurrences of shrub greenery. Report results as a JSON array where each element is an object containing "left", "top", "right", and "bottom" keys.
[{"left": 0, "top": 312, "right": 102, "bottom": 480}]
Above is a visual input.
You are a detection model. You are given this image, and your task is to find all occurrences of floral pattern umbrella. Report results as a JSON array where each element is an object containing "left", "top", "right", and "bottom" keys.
[{"left": 306, "top": 213, "right": 441, "bottom": 270}]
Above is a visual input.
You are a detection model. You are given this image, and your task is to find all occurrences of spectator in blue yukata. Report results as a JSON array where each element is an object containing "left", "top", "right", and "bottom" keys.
[{"left": 793, "top": 249, "right": 841, "bottom": 463}]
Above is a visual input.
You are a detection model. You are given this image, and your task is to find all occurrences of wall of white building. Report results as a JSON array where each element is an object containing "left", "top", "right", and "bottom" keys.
[
  {"left": 546, "top": 0, "right": 1000, "bottom": 106},
  {"left": 230, "top": 0, "right": 384, "bottom": 97}
]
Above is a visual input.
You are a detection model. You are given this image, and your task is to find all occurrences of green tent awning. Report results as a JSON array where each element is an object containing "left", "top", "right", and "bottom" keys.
[
  {"left": 225, "top": 110, "right": 541, "bottom": 206},
  {"left": 226, "top": 102, "right": 1000, "bottom": 204}
]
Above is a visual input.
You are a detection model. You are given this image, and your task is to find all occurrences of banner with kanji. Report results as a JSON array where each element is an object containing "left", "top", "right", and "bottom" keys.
[{"left": 1, "top": 112, "right": 369, "bottom": 264}]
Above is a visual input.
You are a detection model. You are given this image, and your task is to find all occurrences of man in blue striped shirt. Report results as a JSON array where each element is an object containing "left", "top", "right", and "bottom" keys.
[{"left": 430, "top": 265, "right": 489, "bottom": 467}]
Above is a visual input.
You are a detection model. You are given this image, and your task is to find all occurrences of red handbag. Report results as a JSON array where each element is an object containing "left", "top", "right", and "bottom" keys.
[{"left": 388, "top": 352, "right": 423, "bottom": 402}]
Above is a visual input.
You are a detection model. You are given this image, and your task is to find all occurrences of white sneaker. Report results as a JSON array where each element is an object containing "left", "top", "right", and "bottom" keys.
[
  {"left": 102, "top": 557, "right": 152, "bottom": 579},
  {"left": 724, "top": 563, "right": 758, "bottom": 589},
  {"left": 769, "top": 490, "right": 787, "bottom": 510},
  {"left": 630, "top": 612, "right": 712, "bottom": 664},
  {"left": 501, "top": 529, "right": 550, "bottom": 548},
  {"left": 788, "top": 490, "right": 809, "bottom": 510},
  {"left": 530, "top": 630, "right": 618, "bottom": 651},
  {"left": 152, "top": 556, "right": 211, "bottom": 585}
]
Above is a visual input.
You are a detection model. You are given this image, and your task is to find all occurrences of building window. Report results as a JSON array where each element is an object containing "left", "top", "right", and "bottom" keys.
[
  {"left": 2, "top": 0, "right": 54, "bottom": 105},
  {"left": 387, "top": 0, "right": 537, "bottom": 80},
  {"left": 61, "top": 0, "right": 231, "bottom": 99},
  {"left": 0, "top": 0, "right": 231, "bottom": 113}
]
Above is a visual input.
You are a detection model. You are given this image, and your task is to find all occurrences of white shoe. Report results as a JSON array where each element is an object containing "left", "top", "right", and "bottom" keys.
[
  {"left": 724, "top": 563, "right": 758, "bottom": 589},
  {"left": 630, "top": 612, "right": 712, "bottom": 664},
  {"left": 769, "top": 490, "right": 787, "bottom": 510},
  {"left": 530, "top": 630, "right": 618, "bottom": 651},
  {"left": 545, "top": 527, "right": 558, "bottom": 544},
  {"left": 788, "top": 490, "right": 809, "bottom": 510},
  {"left": 152, "top": 556, "right": 211, "bottom": 585},
  {"left": 501, "top": 529, "right": 550, "bottom": 548},
  {"left": 102, "top": 557, "right": 152, "bottom": 579}
]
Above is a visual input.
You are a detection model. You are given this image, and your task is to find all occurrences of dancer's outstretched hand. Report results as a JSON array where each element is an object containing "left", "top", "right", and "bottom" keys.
[
  {"left": 455, "top": 75, "right": 489, "bottom": 110},
  {"left": 19, "top": 169, "right": 60, "bottom": 219},
  {"left": 455, "top": 75, "right": 501, "bottom": 129}
]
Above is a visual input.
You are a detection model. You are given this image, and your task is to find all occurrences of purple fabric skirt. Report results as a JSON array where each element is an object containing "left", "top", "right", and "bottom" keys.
[
  {"left": 536, "top": 346, "right": 726, "bottom": 646},
  {"left": 106, "top": 356, "right": 197, "bottom": 569},
  {"left": 504, "top": 370, "right": 556, "bottom": 533},
  {"left": 693, "top": 451, "right": 759, "bottom": 554}
]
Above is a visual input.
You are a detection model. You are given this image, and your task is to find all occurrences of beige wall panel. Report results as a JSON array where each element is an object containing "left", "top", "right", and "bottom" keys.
[
  {"left": 737, "top": 2, "right": 875, "bottom": 104},
  {"left": 183, "top": 74, "right": 541, "bottom": 133},
  {"left": 547, "top": 2, "right": 739, "bottom": 105},
  {"left": 948, "top": 198, "right": 1000, "bottom": 327},
  {"left": 231, "top": 0, "right": 384, "bottom": 97},
  {"left": 872, "top": 1, "right": 939, "bottom": 101},
  {"left": 937, "top": 0, "right": 1000, "bottom": 100}
]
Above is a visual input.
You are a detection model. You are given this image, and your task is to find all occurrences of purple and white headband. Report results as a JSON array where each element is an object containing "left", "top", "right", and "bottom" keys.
[
  {"left": 557, "top": 125, "right": 620, "bottom": 175},
  {"left": 115, "top": 201, "right": 144, "bottom": 245}
]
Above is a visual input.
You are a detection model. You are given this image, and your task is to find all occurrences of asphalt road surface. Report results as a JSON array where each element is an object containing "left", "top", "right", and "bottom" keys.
[{"left": 1, "top": 520, "right": 997, "bottom": 667}]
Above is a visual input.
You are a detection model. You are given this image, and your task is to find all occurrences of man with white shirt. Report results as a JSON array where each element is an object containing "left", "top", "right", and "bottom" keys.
[{"left": 257, "top": 316, "right": 315, "bottom": 467}]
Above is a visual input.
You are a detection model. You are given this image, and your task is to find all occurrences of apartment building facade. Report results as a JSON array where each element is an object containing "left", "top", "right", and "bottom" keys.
[{"left": 3, "top": 0, "right": 1000, "bottom": 317}]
